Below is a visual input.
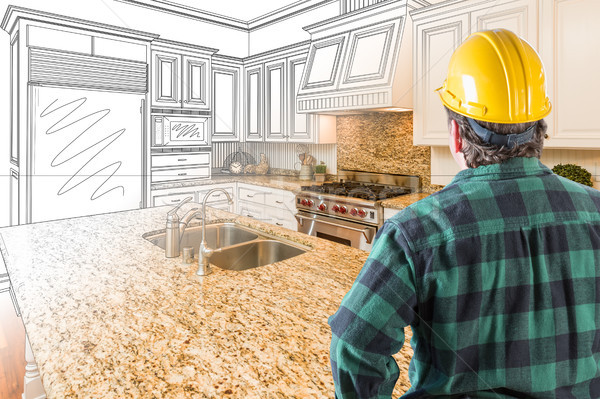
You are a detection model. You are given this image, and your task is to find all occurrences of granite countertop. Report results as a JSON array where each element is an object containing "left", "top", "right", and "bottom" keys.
[
  {"left": 153, "top": 174, "right": 432, "bottom": 211},
  {"left": 152, "top": 174, "right": 310, "bottom": 193},
  {"left": 380, "top": 192, "right": 431, "bottom": 210},
  {"left": 0, "top": 205, "right": 414, "bottom": 398}
]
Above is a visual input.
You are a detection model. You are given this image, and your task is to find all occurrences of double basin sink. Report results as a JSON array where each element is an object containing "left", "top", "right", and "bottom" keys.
[{"left": 143, "top": 223, "right": 308, "bottom": 271}]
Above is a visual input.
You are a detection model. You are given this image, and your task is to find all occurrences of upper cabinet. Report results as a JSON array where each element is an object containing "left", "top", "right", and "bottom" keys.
[
  {"left": 538, "top": 0, "right": 600, "bottom": 148},
  {"left": 411, "top": 0, "right": 600, "bottom": 149},
  {"left": 151, "top": 41, "right": 217, "bottom": 111},
  {"left": 243, "top": 43, "right": 334, "bottom": 144},
  {"left": 296, "top": 0, "right": 412, "bottom": 113},
  {"left": 212, "top": 58, "right": 242, "bottom": 142}
]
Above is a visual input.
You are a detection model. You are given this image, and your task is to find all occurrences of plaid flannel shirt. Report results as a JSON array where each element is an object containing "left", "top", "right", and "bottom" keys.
[{"left": 329, "top": 157, "right": 600, "bottom": 398}]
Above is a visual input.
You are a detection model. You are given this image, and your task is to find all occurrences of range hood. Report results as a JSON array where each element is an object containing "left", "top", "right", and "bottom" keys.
[{"left": 296, "top": 0, "right": 412, "bottom": 114}]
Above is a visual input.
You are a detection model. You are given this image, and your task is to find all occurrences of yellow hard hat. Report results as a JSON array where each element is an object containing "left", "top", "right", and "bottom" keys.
[{"left": 436, "top": 28, "right": 551, "bottom": 124}]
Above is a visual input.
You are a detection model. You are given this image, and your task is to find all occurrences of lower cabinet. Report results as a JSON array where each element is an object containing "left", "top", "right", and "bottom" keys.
[
  {"left": 236, "top": 183, "right": 297, "bottom": 231},
  {"left": 150, "top": 182, "right": 297, "bottom": 231}
]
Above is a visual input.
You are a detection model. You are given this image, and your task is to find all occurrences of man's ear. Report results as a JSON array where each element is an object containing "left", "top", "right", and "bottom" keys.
[
  {"left": 450, "top": 119, "right": 462, "bottom": 153},
  {"left": 449, "top": 119, "right": 469, "bottom": 170}
]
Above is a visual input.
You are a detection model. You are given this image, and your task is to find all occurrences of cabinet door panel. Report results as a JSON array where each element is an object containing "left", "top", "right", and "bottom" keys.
[
  {"left": 245, "top": 66, "right": 263, "bottom": 142},
  {"left": 545, "top": 0, "right": 600, "bottom": 147},
  {"left": 212, "top": 66, "right": 239, "bottom": 141},
  {"left": 182, "top": 56, "right": 209, "bottom": 110},
  {"left": 413, "top": 13, "right": 469, "bottom": 145},
  {"left": 265, "top": 61, "right": 286, "bottom": 142},
  {"left": 288, "top": 57, "right": 312, "bottom": 142},
  {"left": 153, "top": 51, "right": 180, "bottom": 107}
]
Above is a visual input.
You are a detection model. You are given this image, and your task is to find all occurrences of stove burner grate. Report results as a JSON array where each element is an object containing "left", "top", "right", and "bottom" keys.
[{"left": 301, "top": 182, "right": 411, "bottom": 200}]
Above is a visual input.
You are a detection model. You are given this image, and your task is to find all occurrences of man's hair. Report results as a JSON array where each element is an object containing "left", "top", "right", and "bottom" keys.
[{"left": 445, "top": 107, "right": 548, "bottom": 168}]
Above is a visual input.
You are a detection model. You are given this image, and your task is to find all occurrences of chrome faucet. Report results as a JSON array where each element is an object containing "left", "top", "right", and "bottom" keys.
[
  {"left": 165, "top": 196, "right": 202, "bottom": 258},
  {"left": 197, "top": 189, "right": 234, "bottom": 276}
]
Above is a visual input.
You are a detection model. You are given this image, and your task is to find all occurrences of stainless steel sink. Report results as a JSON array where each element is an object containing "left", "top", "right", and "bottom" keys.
[
  {"left": 209, "top": 240, "right": 306, "bottom": 271},
  {"left": 143, "top": 222, "right": 308, "bottom": 270},
  {"left": 143, "top": 223, "right": 259, "bottom": 254}
]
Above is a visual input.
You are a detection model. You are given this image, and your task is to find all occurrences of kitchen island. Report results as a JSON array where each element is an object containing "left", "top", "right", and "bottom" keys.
[{"left": 0, "top": 204, "right": 414, "bottom": 398}]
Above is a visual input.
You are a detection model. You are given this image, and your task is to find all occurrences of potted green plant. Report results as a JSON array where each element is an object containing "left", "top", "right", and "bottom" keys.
[
  {"left": 552, "top": 163, "right": 594, "bottom": 187},
  {"left": 314, "top": 162, "right": 327, "bottom": 183}
]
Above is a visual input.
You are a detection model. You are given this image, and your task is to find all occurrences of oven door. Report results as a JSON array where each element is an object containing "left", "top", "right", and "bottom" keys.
[{"left": 295, "top": 211, "right": 377, "bottom": 252}]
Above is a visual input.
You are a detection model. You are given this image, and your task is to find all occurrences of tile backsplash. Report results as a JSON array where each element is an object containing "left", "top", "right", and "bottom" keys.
[{"left": 336, "top": 111, "right": 434, "bottom": 190}]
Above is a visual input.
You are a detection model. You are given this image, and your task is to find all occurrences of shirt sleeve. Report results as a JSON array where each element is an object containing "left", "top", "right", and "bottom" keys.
[{"left": 329, "top": 220, "right": 418, "bottom": 398}]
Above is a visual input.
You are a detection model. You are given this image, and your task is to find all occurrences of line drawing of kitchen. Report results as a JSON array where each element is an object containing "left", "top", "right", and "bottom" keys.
[
  {"left": 0, "top": 0, "right": 416, "bottom": 227},
  {"left": 1, "top": 0, "right": 600, "bottom": 397}
]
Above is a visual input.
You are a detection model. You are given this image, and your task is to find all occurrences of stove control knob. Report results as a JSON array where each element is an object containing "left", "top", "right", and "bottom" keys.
[
  {"left": 307, "top": 199, "right": 315, "bottom": 207},
  {"left": 339, "top": 206, "right": 348, "bottom": 214},
  {"left": 332, "top": 205, "right": 340, "bottom": 213},
  {"left": 318, "top": 203, "right": 327, "bottom": 211},
  {"left": 358, "top": 209, "right": 367, "bottom": 218},
  {"left": 300, "top": 199, "right": 308, "bottom": 206},
  {"left": 350, "top": 208, "right": 358, "bottom": 216}
]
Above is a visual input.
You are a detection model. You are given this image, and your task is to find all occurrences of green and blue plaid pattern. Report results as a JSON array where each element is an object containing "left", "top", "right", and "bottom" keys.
[{"left": 329, "top": 157, "right": 600, "bottom": 398}]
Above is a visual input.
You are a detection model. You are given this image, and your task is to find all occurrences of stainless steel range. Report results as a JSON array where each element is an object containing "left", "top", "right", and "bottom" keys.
[{"left": 295, "top": 170, "right": 420, "bottom": 251}]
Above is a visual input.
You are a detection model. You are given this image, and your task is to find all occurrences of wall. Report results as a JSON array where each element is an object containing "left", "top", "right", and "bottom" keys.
[
  {"left": 336, "top": 112, "right": 434, "bottom": 189},
  {"left": 0, "top": 29, "right": 8, "bottom": 227}
]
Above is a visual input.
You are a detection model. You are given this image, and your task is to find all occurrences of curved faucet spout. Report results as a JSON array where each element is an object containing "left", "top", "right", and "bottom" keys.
[{"left": 197, "top": 189, "right": 234, "bottom": 276}]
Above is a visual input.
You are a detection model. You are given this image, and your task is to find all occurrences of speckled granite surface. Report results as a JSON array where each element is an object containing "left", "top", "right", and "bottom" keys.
[
  {"left": 0, "top": 205, "right": 414, "bottom": 398},
  {"left": 380, "top": 193, "right": 431, "bottom": 210},
  {"left": 337, "top": 112, "right": 435, "bottom": 190},
  {"left": 152, "top": 174, "right": 310, "bottom": 193}
]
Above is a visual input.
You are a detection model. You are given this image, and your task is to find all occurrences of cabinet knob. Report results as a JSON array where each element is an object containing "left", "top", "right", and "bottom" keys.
[{"left": 184, "top": 100, "right": 189, "bottom": 103}]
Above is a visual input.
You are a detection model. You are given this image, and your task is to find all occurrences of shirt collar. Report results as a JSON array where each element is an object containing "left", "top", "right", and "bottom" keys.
[{"left": 449, "top": 157, "right": 552, "bottom": 184}]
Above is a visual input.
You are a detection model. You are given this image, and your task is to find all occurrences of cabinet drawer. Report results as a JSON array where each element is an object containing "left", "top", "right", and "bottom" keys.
[
  {"left": 264, "top": 207, "right": 297, "bottom": 231},
  {"left": 152, "top": 191, "right": 195, "bottom": 207},
  {"left": 152, "top": 153, "right": 210, "bottom": 168},
  {"left": 197, "top": 186, "right": 235, "bottom": 203},
  {"left": 237, "top": 200, "right": 266, "bottom": 220},
  {"left": 238, "top": 186, "right": 272, "bottom": 204},
  {"left": 152, "top": 166, "right": 210, "bottom": 183},
  {"left": 265, "top": 190, "right": 295, "bottom": 211}
]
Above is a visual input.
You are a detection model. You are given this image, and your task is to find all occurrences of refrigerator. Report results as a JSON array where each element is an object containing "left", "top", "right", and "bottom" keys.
[{"left": 29, "top": 85, "right": 145, "bottom": 223}]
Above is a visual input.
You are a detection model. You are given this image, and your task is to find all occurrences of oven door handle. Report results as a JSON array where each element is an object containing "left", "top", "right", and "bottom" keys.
[{"left": 294, "top": 214, "right": 377, "bottom": 244}]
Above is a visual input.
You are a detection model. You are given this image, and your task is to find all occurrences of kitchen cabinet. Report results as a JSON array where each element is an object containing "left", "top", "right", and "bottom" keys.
[
  {"left": 212, "top": 60, "right": 242, "bottom": 142},
  {"left": 244, "top": 65, "right": 264, "bottom": 142},
  {"left": 288, "top": 55, "right": 312, "bottom": 142},
  {"left": 411, "top": 0, "right": 537, "bottom": 146},
  {"left": 237, "top": 183, "right": 297, "bottom": 230},
  {"left": 265, "top": 59, "right": 286, "bottom": 142},
  {"left": 538, "top": 0, "right": 600, "bottom": 148},
  {"left": 243, "top": 43, "right": 331, "bottom": 144},
  {"left": 151, "top": 41, "right": 217, "bottom": 111}
]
